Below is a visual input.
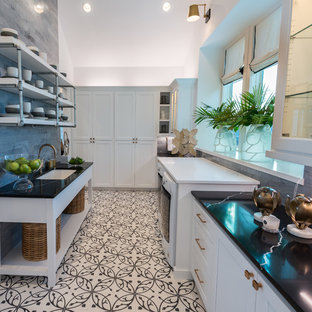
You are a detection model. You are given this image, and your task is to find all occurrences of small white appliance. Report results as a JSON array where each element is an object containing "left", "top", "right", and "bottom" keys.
[{"left": 159, "top": 171, "right": 177, "bottom": 267}]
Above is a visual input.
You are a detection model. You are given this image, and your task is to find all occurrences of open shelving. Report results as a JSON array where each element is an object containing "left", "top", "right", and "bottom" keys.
[
  {"left": 0, "top": 36, "right": 76, "bottom": 127},
  {"left": 159, "top": 92, "right": 171, "bottom": 134}
]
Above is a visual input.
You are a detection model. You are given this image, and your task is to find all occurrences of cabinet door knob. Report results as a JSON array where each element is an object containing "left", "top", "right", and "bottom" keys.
[
  {"left": 194, "top": 269, "right": 204, "bottom": 284},
  {"left": 252, "top": 280, "right": 263, "bottom": 291},
  {"left": 196, "top": 213, "right": 207, "bottom": 224},
  {"left": 195, "top": 238, "right": 206, "bottom": 250},
  {"left": 244, "top": 270, "right": 254, "bottom": 280}
]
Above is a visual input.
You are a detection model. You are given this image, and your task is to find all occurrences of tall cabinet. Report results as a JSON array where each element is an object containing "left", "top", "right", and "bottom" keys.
[
  {"left": 115, "top": 92, "right": 157, "bottom": 188},
  {"left": 72, "top": 91, "right": 114, "bottom": 187},
  {"left": 72, "top": 88, "right": 158, "bottom": 188},
  {"left": 169, "top": 78, "right": 197, "bottom": 132}
]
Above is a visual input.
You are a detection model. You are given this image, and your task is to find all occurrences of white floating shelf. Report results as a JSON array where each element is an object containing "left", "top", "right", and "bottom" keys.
[
  {"left": 58, "top": 97, "right": 74, "bottom": 108},
  {"left": 58, "top": 121, "right": 75, "bottom": 127},
  {"left": 0, "top": 116, "right": 76, "bottom": 127},
  {"left": 0, "top": 37, "right": 73, "bottom": 87},
  {"left": 0, "top": 78, "right": 56, "bottom": 101}
]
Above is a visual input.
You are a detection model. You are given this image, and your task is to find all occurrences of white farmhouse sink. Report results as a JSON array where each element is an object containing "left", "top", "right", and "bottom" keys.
[{"left": 37, "top": 169, "right": 76, "bottom": 180}]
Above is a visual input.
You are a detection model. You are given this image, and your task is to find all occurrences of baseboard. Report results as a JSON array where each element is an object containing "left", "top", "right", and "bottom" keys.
[
  {"left": 173, "top": 268, "right": 193, "bottom": 280},
  {"left": 92, "top": 187, "right": 159, "bottom": 192}
]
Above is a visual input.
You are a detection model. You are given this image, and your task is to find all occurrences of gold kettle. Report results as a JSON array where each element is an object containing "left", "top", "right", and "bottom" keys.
[
  {"left": 285, "top": 194, "right": 312, "bottom": 230},
  {"left": 252, "top": 187, "right": 282, "bottom": 216}
]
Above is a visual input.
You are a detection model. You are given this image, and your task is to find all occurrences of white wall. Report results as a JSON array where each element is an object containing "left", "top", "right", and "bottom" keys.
[
  {"left": 196, "top": 0, "right": 282, "bottom": 151},
  {"left": 74, "top": 66, "right": 185, "bottom": 87}
]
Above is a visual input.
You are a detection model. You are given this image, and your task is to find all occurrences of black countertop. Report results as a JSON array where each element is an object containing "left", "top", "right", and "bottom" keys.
[
  {"left": 0, "top": 162, "right": 93, "bottom": 198},
  {"left": 192, "top": 191, "right": 312, "bottom": 312}
]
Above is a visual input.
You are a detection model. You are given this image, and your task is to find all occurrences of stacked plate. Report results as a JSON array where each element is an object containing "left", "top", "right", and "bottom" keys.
[
  {"left": 0, "top": 28, "right": 18, "bottom": 39},
  {"left": 46, "top": 109, "right": 56, "bottom": 119}
]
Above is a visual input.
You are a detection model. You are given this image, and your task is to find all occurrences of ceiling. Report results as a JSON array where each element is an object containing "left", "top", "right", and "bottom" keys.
[{"left": 58, "top": 0, "right": 207, "bottom": 68}]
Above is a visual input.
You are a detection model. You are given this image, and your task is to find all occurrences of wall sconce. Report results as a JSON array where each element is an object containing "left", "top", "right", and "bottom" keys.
[{"left": 187, "top": 4, "right": 211, "bottom": 23}]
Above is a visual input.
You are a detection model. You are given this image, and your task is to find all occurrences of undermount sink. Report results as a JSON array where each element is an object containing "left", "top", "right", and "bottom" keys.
[{"left": 37, "top": 169, "right": 76, "bottom": 180}]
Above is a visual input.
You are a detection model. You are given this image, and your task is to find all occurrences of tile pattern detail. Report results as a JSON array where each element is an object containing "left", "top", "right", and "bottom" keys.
[{"left": 0, "top": 191, "right": 205, "bottom": 312}]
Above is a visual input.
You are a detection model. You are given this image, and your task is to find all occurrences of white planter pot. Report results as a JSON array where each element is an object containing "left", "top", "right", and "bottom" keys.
[
  {"left": 214, "top": 126, "right": 236, "bottom": 154},
  {"left": 241, "top": 124, "right": 272, "bottom": 162}
]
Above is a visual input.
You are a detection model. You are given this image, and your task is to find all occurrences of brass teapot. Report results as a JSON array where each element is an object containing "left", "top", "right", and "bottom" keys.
[
  {"left": 252, "top": 187, "right": 282, "bottom": 216},
  {"left": 285, "top": 194, "right": 312, "bottom": 230}
]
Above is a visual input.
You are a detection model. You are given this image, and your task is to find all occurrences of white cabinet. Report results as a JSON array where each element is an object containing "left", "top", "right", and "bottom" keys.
[
  {"left": 191, "top": 198, "right": 293, "bottom": 312},
  {"left": 268, "top": 0, "right": 312, "bottom": 166},
  {"left": 115, "top": 140, "right": 156, "bottom": 188},
  {"left": 216, "top": 238, "right": 257, "bottom": 312},
  {"left": 115, "top": 141, "right": 135, "bottom": 187},
  {"left": 114, "top": 91, "right": 157, "bottom": 188},
  {"left": 115, "top": 92, "right": 135, "bottom": 140},
  {"left": 72, "top": 90, "right": 114, "bottom": 187},
  {"left": 170, "top": 78, "right": 197, "bottom": 131},
  {"left": 73, "top": 88, "right": 158, "bottom": 188},
  {"left": 72, "top": 140, "right": 114, "bottom": 187}
]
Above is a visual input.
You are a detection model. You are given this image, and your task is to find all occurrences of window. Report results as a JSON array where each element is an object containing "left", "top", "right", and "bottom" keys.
[
  {"left": 222, "top": 78, "right": 243, "bottom": 102},
  {"left": 250, "top": 63, "right": 278, "bottom": 97}
]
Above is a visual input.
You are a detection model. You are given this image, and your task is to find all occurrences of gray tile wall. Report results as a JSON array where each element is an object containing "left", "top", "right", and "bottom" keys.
[
  {"left": 0, "top": 0, "right": 59, "bottom": 259},
  {"left": 197, "top": 150, "right": 312, "bottom": 203}
]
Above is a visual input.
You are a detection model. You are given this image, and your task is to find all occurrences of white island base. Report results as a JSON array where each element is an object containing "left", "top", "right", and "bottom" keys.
[{"left": 0, "top": 166, "right": 92, "bottom": 287}]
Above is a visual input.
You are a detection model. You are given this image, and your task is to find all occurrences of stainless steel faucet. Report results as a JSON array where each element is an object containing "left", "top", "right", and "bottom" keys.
[{"left": 38, "top": 144, "right": 57, "bottom": 171}]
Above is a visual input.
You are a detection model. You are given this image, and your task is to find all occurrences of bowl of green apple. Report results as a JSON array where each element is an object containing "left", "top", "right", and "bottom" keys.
[{"left": 1, "top": 154, "right": 43, "bottom": 191}]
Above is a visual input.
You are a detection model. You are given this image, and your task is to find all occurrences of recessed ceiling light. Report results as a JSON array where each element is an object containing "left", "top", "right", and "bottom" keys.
[
  {"left": 34, "top": 3, "right": 44, "bottom": 14},
  {"left": 83, "top": 2, "right": 92, "bottom": 13},
  {"left": 162, "top": 2, "right": 171, "bottom": 12}
]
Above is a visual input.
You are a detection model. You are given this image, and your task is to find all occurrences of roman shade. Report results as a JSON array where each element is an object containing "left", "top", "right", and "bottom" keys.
[
  {"left": 221, "top": 37, "right": 245, "bottom": 85},
  {"left": 250, "top": 7, "right": 282, "bottom": 73}
]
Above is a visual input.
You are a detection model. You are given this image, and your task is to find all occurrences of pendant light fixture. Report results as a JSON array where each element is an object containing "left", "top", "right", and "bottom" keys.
[
  {"left": 187, "top": 4, "right": 211, "bottom": 23},
  {"left": 34, "top": 1, "right": 45, "bottom": 14}
]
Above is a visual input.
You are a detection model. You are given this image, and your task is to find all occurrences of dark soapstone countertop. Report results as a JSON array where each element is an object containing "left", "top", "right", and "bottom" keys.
[
  {"left": 0, "top": 162, "right": 93, "bottom": 198},
  {"left": 192, "top": 191, "right": 312, "bottom": 312}
]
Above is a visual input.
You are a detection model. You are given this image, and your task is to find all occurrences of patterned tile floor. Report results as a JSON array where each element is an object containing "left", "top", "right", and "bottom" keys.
[{"left": 0, "top": 191, "right": 205, "bottom": 312}]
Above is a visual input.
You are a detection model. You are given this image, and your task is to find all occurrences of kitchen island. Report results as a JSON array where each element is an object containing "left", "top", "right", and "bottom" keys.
[{"left": 0, "top": 162, "right": 93, "bottom": 287}]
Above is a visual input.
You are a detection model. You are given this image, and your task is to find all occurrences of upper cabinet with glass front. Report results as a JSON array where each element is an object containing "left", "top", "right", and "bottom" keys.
[{"left": 268, "top": 0, "right": 312, "bottom": 166}]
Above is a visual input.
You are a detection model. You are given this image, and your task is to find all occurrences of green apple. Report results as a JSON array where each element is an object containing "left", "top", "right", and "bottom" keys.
[
  {"left": 15, "top": 157, "right": 28, "bottom": 165},
  {"left": 29, "top": 159, "right": 41, "bottom": 170},
  {"left": 8, "top": 161, "right": 19, "bottom": 172},
  {"left": 20, "top": 164, "right": 32, "bottom": 174}
]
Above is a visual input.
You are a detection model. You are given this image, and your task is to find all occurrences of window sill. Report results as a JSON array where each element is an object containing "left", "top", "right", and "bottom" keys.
[{"left": 196, "top": 148, "right": 304, "bottom": 185}]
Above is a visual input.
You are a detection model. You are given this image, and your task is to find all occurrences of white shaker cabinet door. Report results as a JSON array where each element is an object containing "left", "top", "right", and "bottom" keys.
[
  {"left": 93, "top": 141, "right": 114, "bottom": 187},
  {"left": 115, "top": 92, "right": 135, "bottom": 140},
  {"left": 72, "top": 141, "right": 93, "bottom": 162},
  {"left": 216, "top": 239, "right": 256, "bottom": 312},
  {"left": 93, "top": 92, "right": 114, "bottom": 141},
  {"left": 255, "top": 274, "right": 293, "bottom": 312},
  {"left": 115, "top": 141, "right": 135, "bottom": 187},
  {"left": 134, "top": 140, "right": 157, "bottom": 188},
  {"left": 72, "top": 92, "right": 93, "bottom": 141},
  {"left": 135, "top": 92, "right": 157, "bottom": 140}
]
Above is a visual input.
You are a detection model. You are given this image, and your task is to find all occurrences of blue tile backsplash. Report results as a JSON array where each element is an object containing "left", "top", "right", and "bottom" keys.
[{"left": 0, "top": 0, "right": 60, "bottom": 258}]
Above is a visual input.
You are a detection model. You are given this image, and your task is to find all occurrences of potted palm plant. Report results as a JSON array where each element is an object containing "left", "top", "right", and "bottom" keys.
[
  {"left": 194, "top": 100, "right": 237, "bottom": 153},
  {"left": 234, "top": 85, "right": 275, "bottom": 161}
]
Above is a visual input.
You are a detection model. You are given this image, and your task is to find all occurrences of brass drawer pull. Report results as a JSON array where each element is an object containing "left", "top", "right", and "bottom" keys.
[
  {"left": 196, "top": 213, "right": 206, "bottom": 224},
  {"left": 194, "top": 269, "right": 204, "bottom": 283},
  {"left": 195, "top": 238, "right": 206, "bottom": 250},
  {"left": 244, "top": 269, "right": 254, "bottom": 280},
  {"left": 252, "top": 280, "right": 263, "bottom": 291}
]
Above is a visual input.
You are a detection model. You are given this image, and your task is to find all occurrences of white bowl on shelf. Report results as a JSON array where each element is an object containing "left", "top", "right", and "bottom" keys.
[
  {"left": 27, "top": 46, "right": 39, "bottom": 55},
  {"left": 35, "top": 80, "right": 44, "bottom": 89},
  {"left": 22, "top": 69, "right": 32, "bottom": 82},
  {"left": 23, "top": 102, "right": 31, "bottom": 114},
  {"left": 1, "top": 28, "right": 18, "bottom": 39},
  {"left": 7, "top": 67, "right": 18, "bottom": 78},
  {"left": 5, "top": 104, "right": 20, "bottom": 114},
  {"left": 39, "top": 52, "right": 47, "bottom": 62}
]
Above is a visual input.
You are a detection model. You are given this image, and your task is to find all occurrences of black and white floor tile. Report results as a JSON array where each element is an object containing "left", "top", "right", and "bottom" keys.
[{"left": 0, "top": 191, "right": 205, "bottom": 312}]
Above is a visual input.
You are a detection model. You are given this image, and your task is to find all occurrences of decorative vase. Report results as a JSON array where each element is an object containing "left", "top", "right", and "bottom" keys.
[
  {"left": 241, "top": 124, "right": 271, "bottom": 162},
  {"left": 214, "top": 126, "right": 236, "bottom": 154}
]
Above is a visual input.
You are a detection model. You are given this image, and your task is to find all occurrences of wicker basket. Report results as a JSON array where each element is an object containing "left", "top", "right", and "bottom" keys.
[
  {"left": 22, "top": 215, "right": 61, "bottom": 262},
  {"left": 63, "top": 187, "right": 85, "bottom": 214}
]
